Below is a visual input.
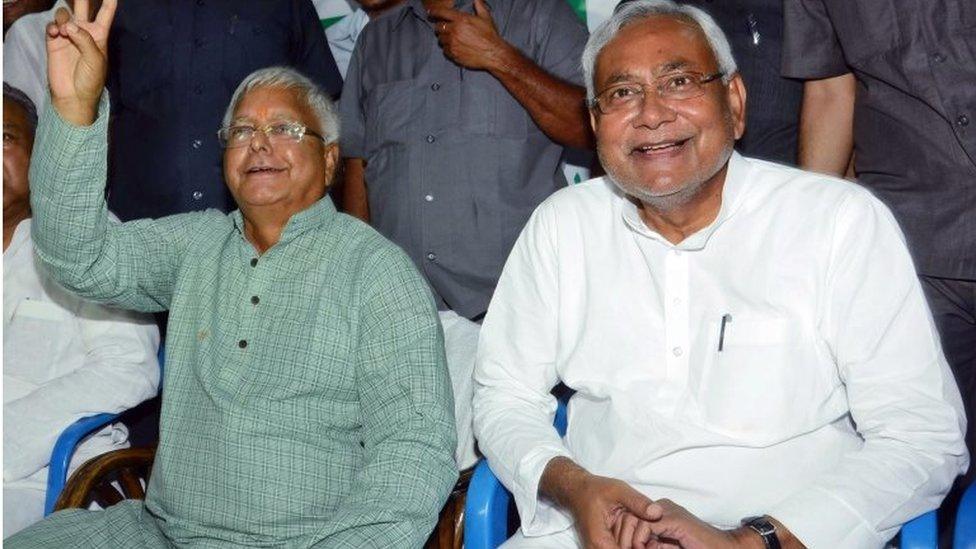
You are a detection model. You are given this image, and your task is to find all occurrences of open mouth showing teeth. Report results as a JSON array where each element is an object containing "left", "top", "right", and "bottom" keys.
[
  {"left": 246, "top": 166, "right": 285, "bottom": 174},
  {"left": 633, "top": 139, "right": 689, "bottom": 154}
]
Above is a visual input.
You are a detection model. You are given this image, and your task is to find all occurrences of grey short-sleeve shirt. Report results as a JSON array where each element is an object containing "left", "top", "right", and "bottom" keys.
[
  {"left": 339, "top": 0, "right": 588, "bottom": 319},
  {"left": 782, "top": 0, "right": 976, "bottom": 278}
]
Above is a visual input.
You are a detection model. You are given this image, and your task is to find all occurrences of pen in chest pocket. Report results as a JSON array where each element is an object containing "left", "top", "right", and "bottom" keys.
[{"left": 718, "top": 313, "right": 732, "bottom": 352}]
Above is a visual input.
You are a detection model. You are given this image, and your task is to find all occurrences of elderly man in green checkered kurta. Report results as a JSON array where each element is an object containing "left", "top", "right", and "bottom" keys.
[{"left": 8, "top": 1, "right": 457, "bottom": 547}]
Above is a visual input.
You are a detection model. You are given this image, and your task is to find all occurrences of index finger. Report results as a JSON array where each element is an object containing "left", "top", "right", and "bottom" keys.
[
  {"left": 94, "top": 0, "right": 118, "bottom": 29},
  {"left": 74, "top": 0, "right": 90, "bottom": 22}
]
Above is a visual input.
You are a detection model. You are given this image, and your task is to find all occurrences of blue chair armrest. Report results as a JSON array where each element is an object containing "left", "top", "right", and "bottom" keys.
[
  {"left": 464, "top": 458, "right": 511, "bottom": 549},
  {"left": 899, "top": 509, "right": 937, "bottom": 549},
  {"left": 44, "top": 412, "right": 120, "bottom": 516},
  {"left": 465, "top": 398, "right": 568, "bottom": 548},
  {"left": 956, "top": 482, "right": 976, "bottom": 547}
]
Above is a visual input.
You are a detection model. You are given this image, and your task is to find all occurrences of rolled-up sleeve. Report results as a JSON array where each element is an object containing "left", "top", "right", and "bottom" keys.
[
  {"left": 473, "top": 204, "right": 575, "bottom": 537},
  {"left": 767, "top": 189, "right": 968, "bottom": 548},
  {"left": 781, "top": 0, "right": 849, "bottom": 79}
]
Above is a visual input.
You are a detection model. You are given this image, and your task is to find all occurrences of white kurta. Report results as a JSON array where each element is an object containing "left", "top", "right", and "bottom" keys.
[
  {"left": 3, "top": 219, "right": 160, "bottom": 537},
  {"left": 473, "top": 153, "right": 968, "bottom": 548}
]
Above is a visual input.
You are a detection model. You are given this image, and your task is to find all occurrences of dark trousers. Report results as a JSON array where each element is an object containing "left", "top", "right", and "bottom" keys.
[{"left": 920, "top": 275, "right": 976, "bottom": 547}]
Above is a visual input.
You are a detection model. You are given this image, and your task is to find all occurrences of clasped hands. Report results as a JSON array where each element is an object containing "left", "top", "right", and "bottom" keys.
[{"left": 545, "top": 458, "right": 767, "bottom": 549}]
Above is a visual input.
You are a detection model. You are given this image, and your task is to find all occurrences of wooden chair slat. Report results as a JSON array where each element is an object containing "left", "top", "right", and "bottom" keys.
[{"left": 119, "top": 468, "right": 145, "bottom": 500}]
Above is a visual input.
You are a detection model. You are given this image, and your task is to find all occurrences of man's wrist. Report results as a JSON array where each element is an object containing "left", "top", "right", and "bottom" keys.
[
  {"left": 486, "top": 41, "right": 522, "bottom": 77},
  {"left": 729, "top": 525, "right": 768, "bottom": 549},
  {"left": 51, "top": 96, "right": 99, "bottom": 127},
  {"left": 539, "top": 456, "right": 590, "bottom": 512}
]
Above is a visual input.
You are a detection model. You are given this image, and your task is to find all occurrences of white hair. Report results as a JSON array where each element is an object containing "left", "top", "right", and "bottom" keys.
[
  {"left": 581, "top": 0, "right": 738, "bottom": 100},
  {"left": 222, "top": 66, "right": 340, "bottom": 143}
]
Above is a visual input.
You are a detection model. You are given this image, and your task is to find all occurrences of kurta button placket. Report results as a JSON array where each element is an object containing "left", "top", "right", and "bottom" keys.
[{"left": 662, "top": 246, "right": 691, "bottom": 412}]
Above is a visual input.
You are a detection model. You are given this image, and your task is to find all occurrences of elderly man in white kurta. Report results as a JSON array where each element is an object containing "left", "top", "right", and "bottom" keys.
[
  {"left": 3, "top": 83, "right": 160, "bottom": 538},
  {"left": 472, "top": 2, "right": 968, "bottom": 548}
]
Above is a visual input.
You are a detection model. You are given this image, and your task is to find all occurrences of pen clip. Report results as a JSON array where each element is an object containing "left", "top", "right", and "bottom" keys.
[{"left": 718, "top": 313, "right": 732, "bottom": 352}]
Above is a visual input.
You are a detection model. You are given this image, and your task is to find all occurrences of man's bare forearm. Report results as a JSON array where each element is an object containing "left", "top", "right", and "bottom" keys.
[
  {"left": 487, "top": 45, "right": 593, "bottom": 149},
  {"left": 798, "top": 73, "right": 856, "bottom": 176}
]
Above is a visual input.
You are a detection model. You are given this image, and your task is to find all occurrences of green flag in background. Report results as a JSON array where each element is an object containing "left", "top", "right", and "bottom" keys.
[{"left": 566, "top": 0, "right": 587, "bottom": 22}]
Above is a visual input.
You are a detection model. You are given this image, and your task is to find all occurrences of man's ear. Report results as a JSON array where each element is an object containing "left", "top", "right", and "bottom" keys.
[
  {"left": 588, "top": 105, "right": 599, "bottom": 134},
  {"left": 324, "top": 142, "right": 341, "bottom": 187},
  {"left": 726, "top": 73, "right": 747, "bottom": 140}
]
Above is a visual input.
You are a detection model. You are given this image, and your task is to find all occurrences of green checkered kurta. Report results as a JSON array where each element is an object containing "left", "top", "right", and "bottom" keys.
[{"left": 9, "top": 97, "right": 458, "bottom": 548}]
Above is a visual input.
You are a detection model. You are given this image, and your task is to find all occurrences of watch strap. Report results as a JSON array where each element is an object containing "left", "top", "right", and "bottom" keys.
[{"left": 742, "top": 516, "right": 781, "bottom": 549}]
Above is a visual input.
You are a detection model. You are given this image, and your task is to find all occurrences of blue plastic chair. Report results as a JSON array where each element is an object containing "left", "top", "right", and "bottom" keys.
[
  {"left": 956, "top": 482, "right": 976, "bottom": 548},
  {"left": 464, "top": 398, "right": 938, "bottom": 549},
  {"left": 43, "top": 345, "right": 164, "bottom": 515}
]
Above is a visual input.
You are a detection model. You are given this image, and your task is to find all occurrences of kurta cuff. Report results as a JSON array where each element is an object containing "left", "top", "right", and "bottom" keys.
[{"left": 513, "top": 446, "right": 576, "bottom": 537}]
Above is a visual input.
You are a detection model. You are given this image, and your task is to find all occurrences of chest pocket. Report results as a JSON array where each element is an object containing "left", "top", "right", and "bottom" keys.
[
  {"left": 697, "top": 316, "right": 822, "bottom": 440},
  {"left": 364, "top": 79, "right": 415, "bottom": 153},
  {"left": 221, "top": 13, "right": 292, "bottom": 90},
  {"left": 110, "top": 24, "right": 175, "bottom": 108},
  {"left": 458, "top": 70, "right": 528, "bottom": 138},
  {"left": 827, "top": 0, "right": 910, "bottom": 65},
  {"left": 5, "top": 299, "right": 77, "bottom": 386}
]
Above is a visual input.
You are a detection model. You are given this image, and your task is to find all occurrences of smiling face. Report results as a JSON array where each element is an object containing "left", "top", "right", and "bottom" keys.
[
  {"left": 590, "top": 15, "right": 745, "bottom": 212},
  {"left": 222, "top": 86, "right": 338, "bottom": 216}
]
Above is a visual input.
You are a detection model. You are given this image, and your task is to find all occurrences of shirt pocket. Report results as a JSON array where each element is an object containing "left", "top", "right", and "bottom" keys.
[
  {"left": 828, "top": 0, "right": 910, "bottom": 66},
  {"left": 696, "top": 316, "right": 818, "bottom": 440},
  {"left": 364, "top": 79, "right": 415, "bottom": 153},
  {"left": 111, "top": 24, "right": 174, "bottom": 108},
  {"left": 4, "top": 299, "right": 77, "bottom": 385},
  {"left": 221, "top": 13, "right": 292, "bottom": 90},
  {"left": 459, "top": 70, "right": 528, "bottom": 138}
]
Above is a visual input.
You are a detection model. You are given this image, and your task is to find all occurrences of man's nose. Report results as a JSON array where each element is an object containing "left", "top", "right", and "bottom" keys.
[
  {"left": 631, "top": 91, "right": 678, "bottom": 130},
  {"left": 248, "top": 129, "right": 272, "bottom": 152}
]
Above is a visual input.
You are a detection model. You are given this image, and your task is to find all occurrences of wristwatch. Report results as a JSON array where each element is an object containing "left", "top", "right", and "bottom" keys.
[{"left": 741, "top": 516, "right": 781, "bottom": 549}]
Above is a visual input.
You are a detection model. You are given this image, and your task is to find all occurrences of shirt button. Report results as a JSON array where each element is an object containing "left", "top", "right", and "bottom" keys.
[
  {"left": 192, "top": 139, "right": 202, "bottom": 149},
  {"left": 672, "top": 346, "right": 683, "bottom": 357},
  {"left": 672, "top": 249, "right": 682, "bottom": 256},
  {"left": 426, "top": 252, "right": 437, "bottom": 261},
  {"left": 250, "top": 295, "right": 260, "bottom": 305},
  {"left": 672, "top": 297, "right": 681, "bottom": 306},
  {"left": 192, "top": 190, "right": 203, "bottom": 200},
  {"left": 958, "top": 114, "right": 970, "bottom": 127},
  {"left": 431, "top": 82, "right": 441, "bottom": 91},
  {"left": 238, "top": 339, "right": 248, "bottom": 349},
  {"left": 424, "top": 194, "right": 434, "bottom": 202},
  {"left": 932, "top": 52, "right": 946, "bottom": 63},
  {"left": 193, "top": 38, "right": 204, "bottom": 48},
  {"left": 426, "top": 134, "right": 436, "bottom": 143},
  {"left": 194, "top": 85, "right": 203, "bottom": 95},
  {"left": 250, "top": 258, "right": 258, "bottom": 267}
]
